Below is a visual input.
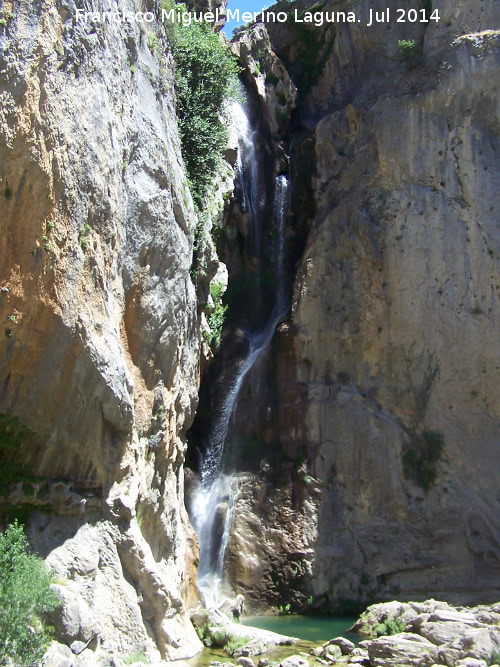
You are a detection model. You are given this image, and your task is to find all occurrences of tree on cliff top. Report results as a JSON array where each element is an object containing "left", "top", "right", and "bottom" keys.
[{"left": 0, "top": 521, "right": 60, "bottom": 665}]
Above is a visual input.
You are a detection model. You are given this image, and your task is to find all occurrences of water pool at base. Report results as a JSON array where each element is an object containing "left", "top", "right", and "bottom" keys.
[
  {"left": 241, "top": 614, "right": 358, "bottom": 644},
  {"left": 187, "top": 615, "right": 359, "bottom": 667}
]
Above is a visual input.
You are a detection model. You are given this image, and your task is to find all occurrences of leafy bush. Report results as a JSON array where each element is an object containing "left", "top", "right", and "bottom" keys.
[
  {"left": 491, "top": 650, "right": 500, "bottom": 665},
  {"left": 397, "top": 39, "right": 420, "bottom": 67},
  {"left": 195, "top": 623, "right": 212, "bottom": 646},
  {"left": 402, "top": 430, "right": 444, "bottom": 490},
  {"left": 0, "top": 521, "right": 60, "bottom": 665},
  {"left": 147, "top": 34, "right": 159, "bottom": 53},
  {"left": 205, "top": 282, "right": 227, "bottom": 349},
  {"left": 376, "top": 617, "right": 406, "bottom": 636},
  {"left": 224, "top": 635, "right": 253, "bottom": 655},
  {"left": 211, "top": 627, "right": 228, "bottom": 645},
  {"left": 397, "top": 38, "right": 416, "bottom": 56},
  {"left": 79, "top": 223, "right": 92, "bottom": 251},
  {"left": 163, "top": 1, "right": 239, "bottom": 210}
]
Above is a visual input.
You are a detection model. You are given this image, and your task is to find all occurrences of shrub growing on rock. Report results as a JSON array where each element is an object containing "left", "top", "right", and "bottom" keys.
[
  {"left": 397, "top": 39, "right": 420, "bottom": 67},
  {"left": 0, "top": 521, "right": 60, "bottom": 665}
]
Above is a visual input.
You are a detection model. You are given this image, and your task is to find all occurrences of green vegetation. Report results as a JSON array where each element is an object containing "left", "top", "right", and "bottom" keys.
[
  {"left": 162, "top": 3, "right": 238, "bottom": 281},
  {"left": 402, "top": 430, "right": 445, "bottom": 491},
  {"left": 147, "top": 34, "right": 159, "bottom": 53},
  {"left": 79, "top": 223, "right": 92, "bottom": 251},
  {"left": 211, "top": 628, "right": 228, "bottom": 645},
  {"left": 123, "top": 653, "right": 149, "bottom": 665},
  {"left": 195, "top": 623, "right": 213, "bottom": 647},
  {"left": 163, "top": 1, "right": 239, "bottom": 210},
  {"left": 397, "top": 38, "right": 416, "bottom": 57},
  {"left": 192, "top": 609, "right": 250, "bottom": 653},
  {"left": 0, "top": 521, "right": 60, "bottom": 665},
  {"left": 282, "top": 4, "right": 336, "bottom": 99},
  {"left": 225, "top": 635, "right": 253, "bottom": 655},
  {"left": 376, "top": 617, "right": 406, "bottom": 636},
  {"left": 0, "top": 414, "right": 40, "bottom": 496},
  {"left": 397, "top": 39, "right": 420, "bottom": 67},
  {"left": 204, "top": 282, "right": 227, "bottom": 349},
  {"left": 279, "top": 603, "right": 291, "bottom": 615},
  {"left": 155, "top": 404, "right": 166, "bottom": 420}
]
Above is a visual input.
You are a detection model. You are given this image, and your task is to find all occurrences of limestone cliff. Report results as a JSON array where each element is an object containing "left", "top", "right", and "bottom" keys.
[
  {"left": 0, "top": 0, "right": 202, "bottom": 660},
  {"left": 221, "top": 0, "right": 500, "bottom": 612}
]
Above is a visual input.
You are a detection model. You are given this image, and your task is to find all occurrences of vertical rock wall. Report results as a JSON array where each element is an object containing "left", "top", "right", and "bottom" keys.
[
  {"left": 276, "top": 0, "right": 500, "bottom": 609},
  {"left": 0, "top": 0, "right": 202, "bottom": 659},
  {"left": 223, "top": 0, "right": 500, "bottom": 612}
]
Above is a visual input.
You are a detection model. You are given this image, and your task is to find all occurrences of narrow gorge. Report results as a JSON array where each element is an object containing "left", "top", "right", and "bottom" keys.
[{"left": 0, "top": 0, "right": 499, "bottom": 664}]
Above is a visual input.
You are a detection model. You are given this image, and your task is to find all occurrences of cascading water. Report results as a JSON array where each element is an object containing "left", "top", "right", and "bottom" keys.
[
  {"left": 230, "top": 100, "right": 260, "bottom": 255},
  {"left": 274, "top": 174, "right": 289, "bottom": 317},
  {"left": 189, "top": 100, "right": 290, "bottom": 608}
]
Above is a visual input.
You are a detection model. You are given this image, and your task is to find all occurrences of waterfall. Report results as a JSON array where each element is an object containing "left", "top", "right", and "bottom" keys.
[
  {"left": 229, "top": 100, "right": 260, "bottom": 256},
  {"left": 189, "top": 102, "right": 290, "bottom": 608},
  {"left": 274, "top": 174, "right": 289, "bottom": 317}
]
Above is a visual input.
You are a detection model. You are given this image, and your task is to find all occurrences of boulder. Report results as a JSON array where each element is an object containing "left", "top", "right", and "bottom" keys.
[
  {"left": 219, "top": 595, "right": 246, "bottom": 620},
  {"left": 352, "top": 601, "right": 418, "bottom": 636},
  {"left": 49, "top": 585, "right": 97, "bottom": 644},
  {"left": 347, "top": 647, "right": 370, "bottom": 665},
  {"left": 280, "top": 656, "right": 309, "bottom": 667},
  {"left": 233, "top": 638, "right": 268, "bottom": 657},
  {"left": 43, "top": 642, "right": 76, "bottom": 667},
  {"left": 437, "top": 647, "right": 465, "bottom": 666},
  {"left": 237, "top": 657, "right": 255, "bottom": 667},
  {"left": 428, "top": 610, "right": 478, "bottom": 625},
  {"left": 365, "top": 632, "right": 439, "bottom": 666},
  {"left": 445, "top": 628, "right": 494, "bottom": 662},
  {"left": 420, "top": 621, "right": 482, "bottom": 646},
  {"left": 325, "top": 637, "right": 355, "bottom": 655},
  {"left": 324, "top": 644, "right": 342, "bottom": 661}
]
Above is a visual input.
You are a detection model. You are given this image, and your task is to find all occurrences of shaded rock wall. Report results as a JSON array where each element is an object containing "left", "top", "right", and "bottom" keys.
[
  {"left": 223, "top": 0, "right": 500, "bottom": 611},
  {"left": 0, "top": 0, "right": 202, "bottom": 659}
]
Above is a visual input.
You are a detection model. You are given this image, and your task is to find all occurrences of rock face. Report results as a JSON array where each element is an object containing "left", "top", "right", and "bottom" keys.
[
  {"left": 222, "top": 0, "right": 500, "bottom": 610},
  {"left": 0, "top": 0, "right": 202, "bottom": 660},
  {"left": 346, "top": 599, "right": 500, "bottom": 667}
]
